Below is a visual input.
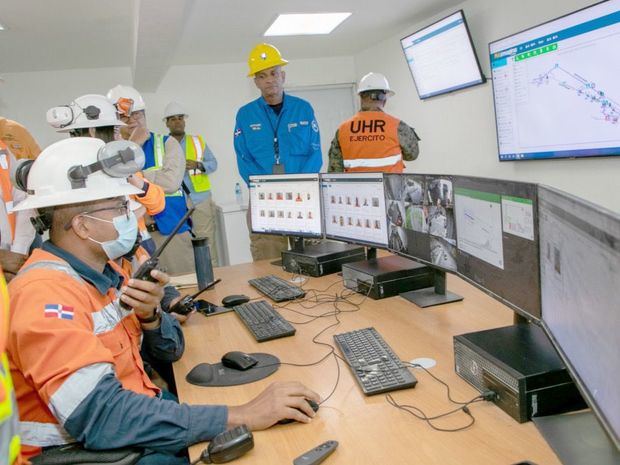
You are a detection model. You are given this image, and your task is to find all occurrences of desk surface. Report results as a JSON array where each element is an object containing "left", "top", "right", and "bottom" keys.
[{"left": 174, "top": 259, "right": 561, "bottom": 465}]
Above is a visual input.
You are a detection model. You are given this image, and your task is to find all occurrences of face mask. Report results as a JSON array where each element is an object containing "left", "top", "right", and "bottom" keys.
[{"left": 86, "top": 211, "right": 139, "bottom": 260}]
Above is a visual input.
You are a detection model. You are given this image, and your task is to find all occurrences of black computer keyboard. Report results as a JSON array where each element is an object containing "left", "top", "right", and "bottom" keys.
[
  {"left": 334, "top": 327, "right": 417, "bottom": 395},
  {"left": 233, "top": 300, "right": 296, "bottom": 342},
  {"left": 248, "top": 275, "right": 306, "bottom": 302}
]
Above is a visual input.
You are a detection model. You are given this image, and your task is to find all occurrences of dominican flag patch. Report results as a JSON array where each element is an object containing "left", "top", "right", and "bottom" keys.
[{"left": 44, "top": 304, "right": 75, "bottom": 320}]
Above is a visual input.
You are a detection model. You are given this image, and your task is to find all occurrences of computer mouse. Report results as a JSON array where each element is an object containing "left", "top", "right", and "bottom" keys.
[
  {"left": 221, "top": 351, "right": 258, "bottom": 371},
  {"left": 277, "top": 399, "right": 320, "bottom": 425},
  {"left": 221, "top": 294, "right": 251, "bottom": 308}
]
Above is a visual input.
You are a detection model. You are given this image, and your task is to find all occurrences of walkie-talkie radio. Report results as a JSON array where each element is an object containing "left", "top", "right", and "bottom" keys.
[
  {"left": 121, "top": 207, "right": 195, "bottom": 310},
  {"left": 168, "top": 278, "right": 221, "bottom": 315}
]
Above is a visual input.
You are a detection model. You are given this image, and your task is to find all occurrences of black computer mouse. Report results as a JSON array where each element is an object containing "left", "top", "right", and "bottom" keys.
[
  {"left": 221, "top": 294, "right": 251, "bottom": 308},
  {"left": 277, "top": 399, "right": 320, "bottom": 425},
  {"left": 221, "top": 351, "right": 258, "bottom": 371}
]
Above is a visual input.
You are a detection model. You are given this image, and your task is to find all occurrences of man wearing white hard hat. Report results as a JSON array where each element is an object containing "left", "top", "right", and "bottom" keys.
[
  {"left": 164, "top": 101, "right": 219, "bottom": 267},
  {"left": 6, "top": 137, "right": 320, "bottom": 463},
  {"left": 328, "top": 72, "right": 420, "bottom": 173},
  {"left": 47, "top": 93, "right": 166, "bottom": 255},
  {"left": 107, "top": 85, "right": 194, "bottom": 275}
]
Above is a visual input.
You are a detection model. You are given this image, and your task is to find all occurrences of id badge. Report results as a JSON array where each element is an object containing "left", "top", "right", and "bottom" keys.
[{"left": 272, "top": 163, "right": 285, "bottom": 174}]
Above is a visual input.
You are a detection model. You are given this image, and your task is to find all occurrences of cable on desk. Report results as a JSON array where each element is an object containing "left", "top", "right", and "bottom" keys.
[{"left": 383, "top": 362, "right": 496, "bottom": 432}]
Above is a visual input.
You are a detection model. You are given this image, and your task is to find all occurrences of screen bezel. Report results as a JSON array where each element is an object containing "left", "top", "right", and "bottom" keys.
[
  {"left": 489, "top": 0, "right": 620, "bottom": 162},
  {"left": 248, "top": 174, "right": 324, "bottom": 239},
  {"left": 400, "top": 9, "right": 487, "bottom": 100},
  {"left": 320, "top": 172, "right": 389, "bottom": 250}
]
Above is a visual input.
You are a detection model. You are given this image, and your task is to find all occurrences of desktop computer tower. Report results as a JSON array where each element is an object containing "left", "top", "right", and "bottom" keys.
[
  {"left": 342, "top": 255, "right": 434, "bottom": 299},
  {"left": 282, "top": 241, "right": 366, "bottom": 277},
  {"left": 453, "top": 324, "right": 586, "bottom": 423}
]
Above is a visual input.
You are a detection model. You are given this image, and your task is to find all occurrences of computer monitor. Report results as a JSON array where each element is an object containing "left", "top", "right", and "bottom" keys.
[
  {"left": 248, "top": 174, "right": 322, "bottom": 239},
  {"left": 385, "top": 174, "right": 462, "bottom": 306},
  {"left": 453, "top": 176, "right": 541, "bottom": 320},
  {"left": 538, "top": 185, "right": 620, "bottom": 450},
  {"left": 489, "top": 0, "right": 620, "bottom": 161},
  {"left": 400, "top": 10, "right": 486, "bottom": 100},
  {"left": 320, "top": 172, "right": 388, "bottom": 250}
]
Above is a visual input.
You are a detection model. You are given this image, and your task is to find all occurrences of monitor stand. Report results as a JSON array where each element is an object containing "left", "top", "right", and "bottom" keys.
[
  {"left": 533, "top": 411, "right": 619, "bottom": 465},
  {"left": 399, "top": 269, "right": 463, "bottom": 307},
  {"left": 281, "top": 237, "right": 365, "bottom": 277}
]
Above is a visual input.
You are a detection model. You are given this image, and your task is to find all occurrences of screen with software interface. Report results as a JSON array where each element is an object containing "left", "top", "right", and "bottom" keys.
[
  {"left": 249, "top": 174, "right": 322, "bottom": 237},
  {"left": 400, "top": 10, "right": 486, "bottom": 99},
  {"left": 453, "top": 176, "right": 541, "bottom": 319},
  {"left": 539, "top": 185, "right": 620, "bottom": 449},
  {"left": 490, "top": 0, "right": 620, "bottom": 161},
  {"left": 321, "top": 173, "right": 388, "bottom": 248}
]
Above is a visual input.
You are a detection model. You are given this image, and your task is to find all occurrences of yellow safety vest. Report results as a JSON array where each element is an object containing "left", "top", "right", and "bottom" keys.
[
  {"left": 0, "top": 271, "right": 21, "bottom": 465},
  {"left": 185, "top": 135, "right": 212, "bottom": 193}
]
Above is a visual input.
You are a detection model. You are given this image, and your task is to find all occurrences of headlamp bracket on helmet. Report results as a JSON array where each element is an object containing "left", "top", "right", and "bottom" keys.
[{"left": 68, "top": 141, "right": 145, "bottom": 189}]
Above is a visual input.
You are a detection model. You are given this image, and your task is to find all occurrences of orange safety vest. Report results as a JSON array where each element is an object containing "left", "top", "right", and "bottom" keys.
[
  {"left": 0, "top": 141, "right": 16, "bottom": 240},
  {"left": 7, "top": 249, "right": 159, "bottom": 458},
  {"left": 0, "top": 267, "right": 22, "bottom": 464},
  {"left": 337, "top": 111, "right": 404, "bottom": 173}
]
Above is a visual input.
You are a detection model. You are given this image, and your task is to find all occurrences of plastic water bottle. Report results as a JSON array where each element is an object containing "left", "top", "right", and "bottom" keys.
[{"left": 235, "top": 182, "right": 243, "bottom": 204}]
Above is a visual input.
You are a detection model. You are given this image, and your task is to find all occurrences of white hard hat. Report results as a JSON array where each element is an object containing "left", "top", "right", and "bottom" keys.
[
  {"left": 357, "top": 72, "right": 395, "bottom": 97},
  {"left": 106, "top": 85, "right": 146, "bottom": 113},
  {"left": 47, "top": 94, "right": 126, "bottom": 133},
  {"left": 11, "top": 138, "right": 142, "bottom": 211},
  {"left": 163, "top": 101, "right": 188, "bottom": 121}
]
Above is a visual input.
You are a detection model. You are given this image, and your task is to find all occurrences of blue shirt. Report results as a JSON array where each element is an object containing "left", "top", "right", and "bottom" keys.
[
  {"left": 234, "top": 93, "right": 322, "bottom": 185},
  {"left": 178, "top": 135, "right": 218, "bottom": 204}
]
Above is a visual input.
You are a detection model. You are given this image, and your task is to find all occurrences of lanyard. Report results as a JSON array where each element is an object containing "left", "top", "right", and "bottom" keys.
[{"left": 263, "top": 102, "right": 284, "bottom": 165}]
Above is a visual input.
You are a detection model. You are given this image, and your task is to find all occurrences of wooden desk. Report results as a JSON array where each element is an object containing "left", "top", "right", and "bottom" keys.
[{"left": 174, "top": 260, "right": 561, "bottom": 465}]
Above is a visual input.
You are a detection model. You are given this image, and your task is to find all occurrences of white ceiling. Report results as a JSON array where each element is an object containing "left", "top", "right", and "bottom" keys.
[{"left": 0, "top": 0, "right": 463, "bottom": 90}]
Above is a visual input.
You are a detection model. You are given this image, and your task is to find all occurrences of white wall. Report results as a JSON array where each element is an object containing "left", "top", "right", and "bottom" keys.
[
  {"left": 354, "top": 0, "right": 620, "bottom": 213},
  {"left": 0, "top": 56, "right": 356, "bottom": 206}
]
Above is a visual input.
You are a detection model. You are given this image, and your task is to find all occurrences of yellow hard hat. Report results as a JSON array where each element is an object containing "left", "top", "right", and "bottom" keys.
[{"left": 247, "top": 43, "right": 289, "bottom": 77}]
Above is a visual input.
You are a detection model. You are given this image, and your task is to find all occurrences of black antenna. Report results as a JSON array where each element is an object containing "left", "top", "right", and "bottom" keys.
[
  {"left": 151, "top": 207, "right": 195, "bottom": 259},
  {"left": 189, "top": 278, "right": 221, "bottom": 300}
]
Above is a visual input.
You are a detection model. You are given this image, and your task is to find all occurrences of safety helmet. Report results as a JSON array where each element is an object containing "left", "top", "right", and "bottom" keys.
[
  {"left": 106, "top": 85, "right": 146, "bottom": 115},
  {"left": 247, "top": 43, "right": 288, "bottom": 77},
  {"left": 47, "top": 94, "right": 126, "bottom": 133},
  {"left": 11, "top": 138, "right": 143, "bottom": 211},
  {"left": 163, "top": 101, "right": 188, "bottom": 121},
  {"left": 357, "top": 72, "right": 395, "bottom": 97}
]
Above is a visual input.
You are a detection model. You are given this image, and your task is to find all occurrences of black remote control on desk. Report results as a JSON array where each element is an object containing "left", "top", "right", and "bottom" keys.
[{"left": 293, "top": 440, "right": 338, "bottom": 465}]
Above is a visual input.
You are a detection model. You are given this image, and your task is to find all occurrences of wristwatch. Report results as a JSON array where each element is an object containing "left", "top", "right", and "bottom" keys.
[{"left": 137, "top": 307, "right": 161, "bottom": 324}]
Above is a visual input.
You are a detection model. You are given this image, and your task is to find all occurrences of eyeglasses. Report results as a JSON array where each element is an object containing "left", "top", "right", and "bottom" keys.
[
  {"left": 115, "top": 98, "right": 134, "bottom": 117},
  {"left": 64, "top": 199, "right": 130, "bottom": 230}
]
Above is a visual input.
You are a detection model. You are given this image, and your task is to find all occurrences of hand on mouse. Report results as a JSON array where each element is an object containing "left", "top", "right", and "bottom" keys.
[{"left": 226, "top": 381, "right": 320, "bottom": 430}]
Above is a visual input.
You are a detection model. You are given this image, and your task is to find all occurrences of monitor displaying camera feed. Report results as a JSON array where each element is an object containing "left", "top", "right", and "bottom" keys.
[
  {"left": 453, "top": 176, "right": 541, "bottom": 319},
  {"left": 385, "top": 174, "right": 457, "bottom": 272},
  {"left": 489, "top": 0, "right": 620, "bottom": 161},
  {"left": 321, "top": 173, "right": 388, "bottom": 248},
  {"left": 400, "top": 10, "right": 486, "bottom": 99},
  {"left": 249, "top": 174, "right": 322, "bottom": 238}
]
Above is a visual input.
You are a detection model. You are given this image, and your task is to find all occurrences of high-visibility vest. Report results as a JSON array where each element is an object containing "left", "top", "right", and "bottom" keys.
[
  {"left": 0, "top": 269, "right": 21, "bottom": 465},
  {"left": 184, "top": 135, "right": 211, "bottom": 193},
  {"left": 337, "top": 111, "right": 404, "bottom": 173},
  {"left": 143, "top": 133, "right": 190, "bottom": 235},
  {"left": 0, "top": 141, "right": 16, "bottom": 241}
]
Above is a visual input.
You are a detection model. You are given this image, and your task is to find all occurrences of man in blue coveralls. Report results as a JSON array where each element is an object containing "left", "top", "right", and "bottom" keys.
[{"left": 234, "top": 43, "right": 322, "bottom": 261}]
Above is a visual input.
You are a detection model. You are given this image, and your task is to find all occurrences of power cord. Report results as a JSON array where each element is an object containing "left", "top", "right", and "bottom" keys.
[{"left": 384, "top": 362, "right": 496, "bottom": 432}]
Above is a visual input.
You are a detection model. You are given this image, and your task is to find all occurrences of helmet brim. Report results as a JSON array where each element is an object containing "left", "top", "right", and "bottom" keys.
[{"left": 10, "top": 184, "right": 142, "bottom": 212}]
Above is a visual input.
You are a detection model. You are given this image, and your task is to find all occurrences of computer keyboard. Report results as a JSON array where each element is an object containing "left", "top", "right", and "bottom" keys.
[
  {"left": 248, "top": 275, "right": 306, "bottom": 302},
  {"left": 233, "top": 300, "right": 296, "bottom": 342},
  {"left": 334, "top": 327, "right": 417, "bottom": 395}
]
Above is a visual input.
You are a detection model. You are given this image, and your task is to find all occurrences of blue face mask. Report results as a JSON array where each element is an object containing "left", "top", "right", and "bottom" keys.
[{"left": 86, "top": 211, "right": 139, "bottom": 260}]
